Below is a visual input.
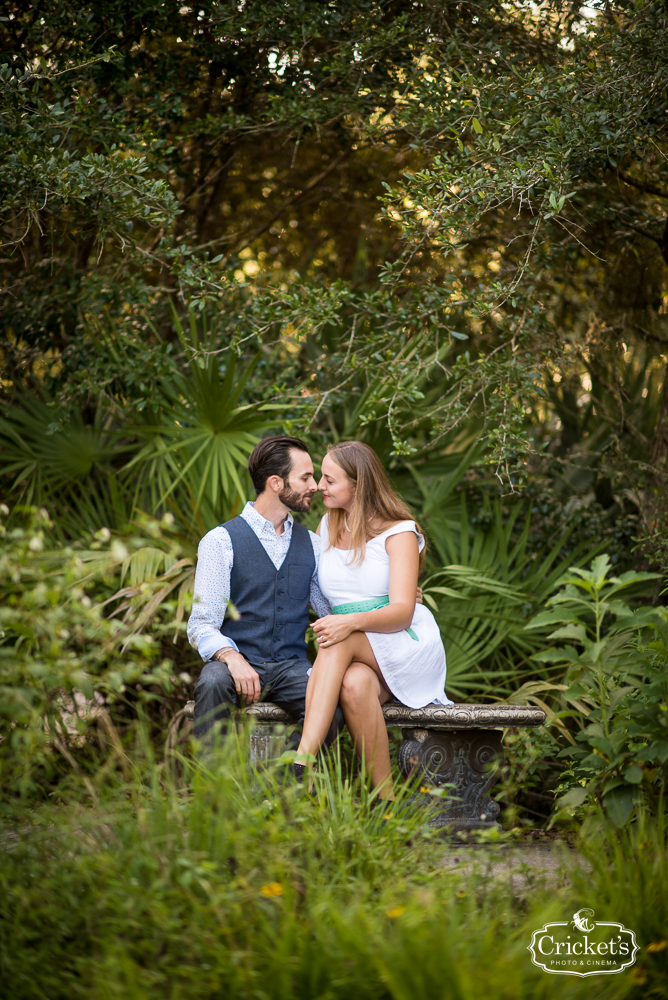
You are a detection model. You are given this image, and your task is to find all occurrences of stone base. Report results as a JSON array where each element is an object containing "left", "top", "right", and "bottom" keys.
[{"left": 398, "top": 727, "right": 503, "bottom": 831}]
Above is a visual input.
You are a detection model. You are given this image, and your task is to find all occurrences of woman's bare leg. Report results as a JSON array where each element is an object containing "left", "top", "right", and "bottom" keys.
[
  {"left": 297, "top": 631, "right": 379, "bottom": 762},
  {"left": 340, "top": 661, "right": 394, "bottom": 799}
]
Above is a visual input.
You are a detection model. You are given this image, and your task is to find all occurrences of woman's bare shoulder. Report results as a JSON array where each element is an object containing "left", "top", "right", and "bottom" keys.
[{"left": 371, "top": 517, "right": 415, "bottom": 534}]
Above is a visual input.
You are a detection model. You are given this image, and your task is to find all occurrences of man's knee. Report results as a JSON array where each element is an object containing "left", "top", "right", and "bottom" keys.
[
  {"left": 193, "top": 661, "right": 238, "bottom": 742},
  {"left": 264, "top": 658, "right": 310, "bottom": 712},
  {"left": 194, "top": 661, "right": 237, "bottom": 709}
]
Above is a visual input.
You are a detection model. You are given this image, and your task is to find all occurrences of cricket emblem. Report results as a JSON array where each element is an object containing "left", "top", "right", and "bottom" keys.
[{"left": 572, "top": 909, "right": 596, "bottom": 933}]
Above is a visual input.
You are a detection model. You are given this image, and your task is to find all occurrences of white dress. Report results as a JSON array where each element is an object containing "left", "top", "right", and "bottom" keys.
[{"left": 318, "top": 515, "right": 452, "bottom": 708}]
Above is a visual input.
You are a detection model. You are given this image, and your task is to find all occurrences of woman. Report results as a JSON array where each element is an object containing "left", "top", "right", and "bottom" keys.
[{"left": 295, "top": 441, "right": 451, "bottom": 799}]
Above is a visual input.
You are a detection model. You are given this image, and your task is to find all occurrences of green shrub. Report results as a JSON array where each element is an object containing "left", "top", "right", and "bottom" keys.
[
  {"left": 0, "top": 507, "right": 173, "bottom": 800},
  {"left": 526, "top": 555, "right": 668, "bottom": 828}
]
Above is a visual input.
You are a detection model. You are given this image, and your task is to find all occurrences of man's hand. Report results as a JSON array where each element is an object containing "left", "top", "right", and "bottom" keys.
[
  {"left": 416, "top": 586, "right": 423, "bottom": 605},
  {"left": 213, "top": 648, "right": 261, "bottom": 704}
]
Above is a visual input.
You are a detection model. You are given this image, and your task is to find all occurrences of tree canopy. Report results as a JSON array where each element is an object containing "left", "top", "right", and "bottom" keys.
[{"left": 2, "top": 0, "right": 668, "bottom": 565}]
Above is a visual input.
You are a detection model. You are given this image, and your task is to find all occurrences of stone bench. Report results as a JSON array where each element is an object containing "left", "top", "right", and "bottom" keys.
[{"left": 170, "top": 699, "right": 545, "bottom": 832}]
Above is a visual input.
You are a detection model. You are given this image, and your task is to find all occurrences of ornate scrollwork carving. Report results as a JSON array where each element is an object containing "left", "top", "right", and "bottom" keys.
[
  {"left": 243, "top": 703, "right": 296, "bottom": 723},
  {"left": 398, "top": 728, "right": 504, "bottom": 832},
  {"left": 382, "top": 701, "right": 545, "bottom": 730},
  {"left": 179, "top": 700, "right": 296, "bottom": 723}
]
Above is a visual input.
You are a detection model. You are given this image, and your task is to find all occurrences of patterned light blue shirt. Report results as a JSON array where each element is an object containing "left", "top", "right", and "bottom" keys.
[{"left": 187, "top": 501, "right": 331, "bottom": 662}]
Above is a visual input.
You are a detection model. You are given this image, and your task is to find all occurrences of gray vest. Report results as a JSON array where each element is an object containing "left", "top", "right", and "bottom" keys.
[{"left": 221, "top": 516, "right": 315, "bottom": 663}]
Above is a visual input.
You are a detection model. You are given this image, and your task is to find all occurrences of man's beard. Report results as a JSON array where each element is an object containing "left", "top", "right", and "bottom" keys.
[{"left": 279, "top": 485, "right": 314, "bottom": 514}]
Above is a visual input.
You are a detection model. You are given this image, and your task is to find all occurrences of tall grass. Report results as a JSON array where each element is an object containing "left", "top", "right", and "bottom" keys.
[{"left": 1, "top": 727, "right": 665, "bottom": 1000}]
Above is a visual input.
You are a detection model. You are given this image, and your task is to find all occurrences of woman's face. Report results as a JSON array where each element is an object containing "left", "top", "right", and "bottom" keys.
[{"left": 319, "top": 454, "right": 356, "bottom": 511}]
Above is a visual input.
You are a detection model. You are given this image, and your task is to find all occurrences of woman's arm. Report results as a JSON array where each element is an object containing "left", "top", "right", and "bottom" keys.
[{"left": 312, "top": 531, "right": 419, "bottom": 646}]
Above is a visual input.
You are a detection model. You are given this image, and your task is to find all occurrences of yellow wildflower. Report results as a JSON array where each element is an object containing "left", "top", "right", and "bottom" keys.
[{"left": 260, "top": 882, "right": 284, "bottom": 897}]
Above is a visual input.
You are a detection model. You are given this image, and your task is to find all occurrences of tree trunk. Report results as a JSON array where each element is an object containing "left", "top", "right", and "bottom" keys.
[{"left": 640, "top": 358, "right": 668, "bottom": 595}]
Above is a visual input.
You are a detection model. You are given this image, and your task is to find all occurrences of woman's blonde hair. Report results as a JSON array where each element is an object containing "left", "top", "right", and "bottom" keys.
[{"left": 325, "top": 440, "right": 426, "bottom": 570}]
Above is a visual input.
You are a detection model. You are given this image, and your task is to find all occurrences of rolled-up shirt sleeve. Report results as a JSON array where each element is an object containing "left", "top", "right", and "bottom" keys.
[
  {"left": 187, "top": 527, "right": 239, "bottom": 662},
  {"left": 308, "top": 530, "right": 332, "bottom": 618}
]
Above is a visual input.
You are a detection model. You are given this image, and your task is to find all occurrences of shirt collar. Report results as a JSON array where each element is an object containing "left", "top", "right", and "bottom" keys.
[{"left": 243, "top": 500, "right": 293, "bottom": 538}]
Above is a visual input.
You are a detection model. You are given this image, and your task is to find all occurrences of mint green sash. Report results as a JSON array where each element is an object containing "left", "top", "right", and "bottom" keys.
[{"left": 331, "top": 595, "right": 419, "bottom": 641}]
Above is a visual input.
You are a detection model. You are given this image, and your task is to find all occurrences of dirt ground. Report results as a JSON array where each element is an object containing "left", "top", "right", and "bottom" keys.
[{"left": 440, "top": 839, "right": 592, "bottom": 892}]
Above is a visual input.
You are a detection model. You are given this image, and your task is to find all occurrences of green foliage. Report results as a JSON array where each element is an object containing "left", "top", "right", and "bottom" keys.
[
  {"left": 0, "top": 310, "right": 275, "bottom": 536},
  {"left": 4, "top": 1, "right": 667, "bottom": 495},
  {"left": 1, "top": 737, "right": 667, "bottom": 999},
  {"left": 413, "top": 458, "right": 606, "bottom": 696},
  {"left": 527, "top": 555, "right": 668, "bottom": 828},
  {"left": 122, "top": 310, "right": 276, "bottom": 524},
  {"left": 2, "top": 1, "right": 667, "bottom": 844},
  {"left": 0, "top": 507, "right": 173, "bottom": 798},
  {"left": 572, "top": 810, "right": 668, "bottom": 991}
]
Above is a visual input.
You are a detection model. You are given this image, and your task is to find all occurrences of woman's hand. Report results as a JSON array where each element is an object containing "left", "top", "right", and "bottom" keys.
[{"left": 312, "top": 613, "right": 357, "bottom": 647}]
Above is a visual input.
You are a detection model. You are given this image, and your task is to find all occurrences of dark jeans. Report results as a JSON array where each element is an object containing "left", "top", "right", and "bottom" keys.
[{"left": 194, "top": 656, "right": 343, "bottom": 747}]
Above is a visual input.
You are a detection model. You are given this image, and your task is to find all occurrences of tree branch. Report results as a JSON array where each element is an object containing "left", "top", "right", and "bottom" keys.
[
  {"left": 219, "top": 148, "right": 351, "bottom": 258},
  {"left": 632, "top": 324, "right": 668, "bottom": 347},
  {"left": 627, "top": 217, "right": 668, "bottom": 266},
  {"left": 616, "top": 169, "right": 668, "bottom": 200}
]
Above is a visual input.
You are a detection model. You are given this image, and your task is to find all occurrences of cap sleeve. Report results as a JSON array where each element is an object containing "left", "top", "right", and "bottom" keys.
[{"left": 383, "top": 520, "right": 425, "bottom": 553}]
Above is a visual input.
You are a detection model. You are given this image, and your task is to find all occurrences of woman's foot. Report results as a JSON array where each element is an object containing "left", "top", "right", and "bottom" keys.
[{"left": 287, "top": 761, "right": 307, "bottom": 783}]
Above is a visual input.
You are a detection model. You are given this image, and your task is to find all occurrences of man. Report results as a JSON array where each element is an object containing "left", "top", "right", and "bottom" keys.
[{"left": 187, "top": 434, "right": 338, "bottom": 743}]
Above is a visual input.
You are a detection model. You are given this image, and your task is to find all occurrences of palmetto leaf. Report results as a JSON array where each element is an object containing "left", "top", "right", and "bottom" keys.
[
  {"left": 102, "top": 556, "right": 196, "bottom": 646},
  {"left": 122, "top": 351, "right": 272, "bottom": 518},
  {"left": 408, "top": 464, "right": 607, "bottom": 698},
  {"left": 0, "top": 395, "right": 133, "bottom": 536},
  {"left": 0, "top": 309, "right": 278, "bottom": 538},
  {"left": 504, "top": 680, "right": 597, "bottom": 743}
]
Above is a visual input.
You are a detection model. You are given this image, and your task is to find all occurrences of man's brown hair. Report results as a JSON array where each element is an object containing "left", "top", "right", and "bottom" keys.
[{"left": 248, "top": 435, "right": 310, "bottom": 494}]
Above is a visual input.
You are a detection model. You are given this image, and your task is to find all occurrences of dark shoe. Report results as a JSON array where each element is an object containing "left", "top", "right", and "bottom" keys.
[{"left": 288, "top": 761, "right": 307, "bottom": 783}]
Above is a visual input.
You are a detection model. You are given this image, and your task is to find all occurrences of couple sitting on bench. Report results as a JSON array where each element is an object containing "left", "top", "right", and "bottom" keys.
[{"left": 187, "top": 435, "right": 452, "bottom": 801}]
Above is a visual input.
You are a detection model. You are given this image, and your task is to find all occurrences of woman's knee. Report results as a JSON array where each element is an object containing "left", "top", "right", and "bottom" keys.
[{"left": 340, "top": 664, "right": 379, "bottom": 708}]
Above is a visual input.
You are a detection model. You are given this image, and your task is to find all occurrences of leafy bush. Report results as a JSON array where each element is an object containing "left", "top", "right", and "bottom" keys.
[
  {"left": 0, "top": 312, "right": 275, "bottom": 539},
  {"left": 526, "top": 555, "right": 668, "bottom": 828},
  {"left": 413, "top": 456, "right": 607, "bottom": 697},
  {"left": 0, "top": 506, "right": 174, "bottom": 799}
]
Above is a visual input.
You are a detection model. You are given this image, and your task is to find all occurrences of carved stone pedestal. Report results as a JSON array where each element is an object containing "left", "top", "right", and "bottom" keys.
[
  {"left": 384, "top": 702, "right": 546, "bottom": 833},
  {"left": 397, "top": 728, "right": 503, "bottom": 831},
  {"left": 167, "top": 701, "right": 296, "bottom": 765}
]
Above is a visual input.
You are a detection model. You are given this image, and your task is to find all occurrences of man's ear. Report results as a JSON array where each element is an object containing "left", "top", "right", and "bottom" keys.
[{"left": 266, "top": 474, "right": 284, "bottom": 495}]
